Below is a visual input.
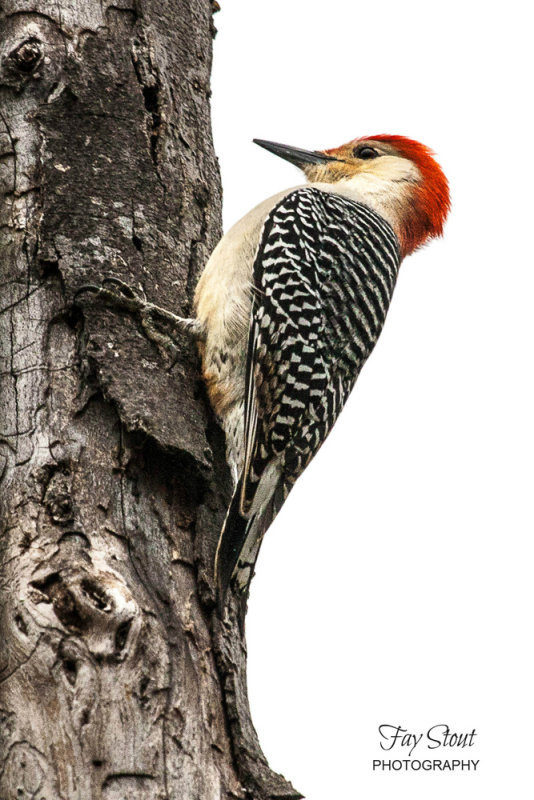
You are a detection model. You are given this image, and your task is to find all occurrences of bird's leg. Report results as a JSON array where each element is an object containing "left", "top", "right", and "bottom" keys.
[{"left": 75, "top": 277, "right": 205, "bottom": 363}]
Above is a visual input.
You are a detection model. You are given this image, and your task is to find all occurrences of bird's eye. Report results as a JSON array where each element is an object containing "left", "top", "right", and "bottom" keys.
[{"left": 353, "top": 146, "right": 379, "bottom": 160}]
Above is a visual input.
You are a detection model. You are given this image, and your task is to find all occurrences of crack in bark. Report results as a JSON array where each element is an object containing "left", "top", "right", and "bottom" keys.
[
  {"left": 131, "top": 32, "right": 164, "bottom": 177},
  {"left": 0, "top": 362, "right": 77, "bottom": 379},
  {"left": 0, "top": 635, "right": 43, "bottom": 686},
  {"left": 0, "top": 110, "right": 17, "bottom": 215}
]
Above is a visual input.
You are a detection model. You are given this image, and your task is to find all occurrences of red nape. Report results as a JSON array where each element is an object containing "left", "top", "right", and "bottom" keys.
[{"left": 365, "top": 135, "right": 451, "bottom": 257}]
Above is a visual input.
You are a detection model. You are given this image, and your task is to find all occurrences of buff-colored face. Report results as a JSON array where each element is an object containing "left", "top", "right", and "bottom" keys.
[{"left": 303, "top": 139, "right": 422, "bottom": 186}]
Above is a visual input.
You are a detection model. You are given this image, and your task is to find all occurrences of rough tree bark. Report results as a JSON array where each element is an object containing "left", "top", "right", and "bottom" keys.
[{"left": 0, "top": 2, "right": 302, "bottom": 798}]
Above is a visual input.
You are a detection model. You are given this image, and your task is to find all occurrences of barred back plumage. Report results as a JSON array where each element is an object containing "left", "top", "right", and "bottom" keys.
[{"left": 216, "top": 187, "right": 401, "bottom": 602}]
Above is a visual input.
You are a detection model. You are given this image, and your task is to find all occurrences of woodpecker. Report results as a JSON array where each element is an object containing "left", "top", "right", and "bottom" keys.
[
  {"left": 194, "top": 134, "right": 450, "bottom": 607},
  {"left": 77, "top": 134, "right": 449, "bottom": 610}
]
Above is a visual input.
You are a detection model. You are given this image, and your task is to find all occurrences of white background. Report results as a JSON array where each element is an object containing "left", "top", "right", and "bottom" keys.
[{"left": 211, "top": 3, "right": 532, "bottom": 798}]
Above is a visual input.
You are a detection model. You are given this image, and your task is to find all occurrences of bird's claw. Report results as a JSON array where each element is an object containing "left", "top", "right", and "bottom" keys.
[
  {"left": 75, "top": 277, "right": 203, "bottom": 366},
  {"left": 75, "top": 278, "right": 147, "bottom": 313},
  {"left": 102, "top": 276, "right": 147, "bottom": 303}
]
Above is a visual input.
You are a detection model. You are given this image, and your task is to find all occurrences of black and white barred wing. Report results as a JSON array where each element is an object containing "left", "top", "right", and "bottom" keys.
[
  {"left": 240, "top": 187, "right": 400, "bottom": 513},
  {"left": 215, "top": 188, "right": 400, "bottom": 603}
]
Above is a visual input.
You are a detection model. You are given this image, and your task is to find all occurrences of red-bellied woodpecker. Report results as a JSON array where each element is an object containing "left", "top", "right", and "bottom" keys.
[
  {"left": 195, "top": 135, "right": 450, "bottom": 608},
  {"left": 77, "top": 134, "right": 450, "bottom": 611}
]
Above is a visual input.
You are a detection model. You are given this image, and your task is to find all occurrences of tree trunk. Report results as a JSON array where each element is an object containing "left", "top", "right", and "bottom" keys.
[{"left": 0, "top": 2, "right": 301, "bottom": 798}]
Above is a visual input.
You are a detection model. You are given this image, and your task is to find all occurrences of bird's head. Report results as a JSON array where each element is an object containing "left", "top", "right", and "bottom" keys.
[{"left": 254, "top": 135, "right": 450, "bottom": 258}]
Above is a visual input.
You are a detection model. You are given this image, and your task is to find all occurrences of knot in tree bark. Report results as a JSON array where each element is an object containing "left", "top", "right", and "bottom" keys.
[
  {"left": 31, "top": 565, "right": 141, "bottom": 663},
  {"left": 10, "top": 38, "right": 42, "bottom": 72}
]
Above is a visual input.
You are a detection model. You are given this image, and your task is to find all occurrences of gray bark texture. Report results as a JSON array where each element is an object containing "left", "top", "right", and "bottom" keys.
[{"left": 0, "top": 2, "right": 302, "bottom": 798}]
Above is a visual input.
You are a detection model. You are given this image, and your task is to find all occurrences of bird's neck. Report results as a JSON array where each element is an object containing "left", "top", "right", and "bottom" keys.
[{"left": 310, "top": 175, "right": 423, "bottom": 259}]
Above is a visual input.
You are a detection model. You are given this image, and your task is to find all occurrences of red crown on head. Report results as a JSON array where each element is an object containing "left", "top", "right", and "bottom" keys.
[{"left": 364, "top": 135, "right": 450, "bottom": 256}]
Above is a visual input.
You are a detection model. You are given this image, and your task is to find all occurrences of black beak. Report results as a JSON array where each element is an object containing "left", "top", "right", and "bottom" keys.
[{"left": 253, "top": 139, "right": 338, "bottom": 168}]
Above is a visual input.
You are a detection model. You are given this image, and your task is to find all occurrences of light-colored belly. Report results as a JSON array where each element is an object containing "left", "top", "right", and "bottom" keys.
[{"left": 194, "top": 189, "right": 296, "bottom": 471}]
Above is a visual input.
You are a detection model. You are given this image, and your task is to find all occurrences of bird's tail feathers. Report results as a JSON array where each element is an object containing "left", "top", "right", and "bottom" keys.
[
  {"left": 215, "top": 475, "right": 287, "bottom": 613},
  {"left": 215, "top": 478, "right": 251, "bottom": 612}
]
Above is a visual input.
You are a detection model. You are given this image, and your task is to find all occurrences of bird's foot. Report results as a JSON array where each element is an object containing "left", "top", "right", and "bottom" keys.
[{"left": 75, "top": 277, "right": 204, "bottom": 365}]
